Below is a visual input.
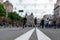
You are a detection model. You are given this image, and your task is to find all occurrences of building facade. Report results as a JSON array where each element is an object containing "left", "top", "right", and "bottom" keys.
[
  {"left": 43, "top": 14, "right": 53, "bottom": 21},
  {"left": 54, "top": 0, "right": 60, "bottom": 23},
  {"left": 26, "top": 13, "right": 34, "bottom": 26},
  {"left": 4, "top": 0, "right": 13, "bottom": 12},
  {"left": 0, "top": 0, "right": 3, "bottom": 3}
]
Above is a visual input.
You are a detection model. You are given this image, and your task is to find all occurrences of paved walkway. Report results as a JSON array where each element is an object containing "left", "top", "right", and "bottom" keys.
[
  {"left": 29, "top": 29, "right": 38, "bottom": 40},
  {"left": 0, "top": 27, "right": 33, "bottom": 40},
  {"left": 15, "top": 28, "right": 35, "bottom": 40},
  {"left": 0, "top": 27, "right": 60, "bottom": 40},
  {"left": 40, "top": 28, "right": 60, "bottom": 40},
  {"left": 15, "top": 28, "right": 51, "bottom": 40}
]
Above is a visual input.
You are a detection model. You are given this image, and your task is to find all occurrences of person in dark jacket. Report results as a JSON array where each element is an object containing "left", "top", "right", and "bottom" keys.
[
  {"left": 41, "top": 19, "right": 45, "bottom": 29},
  {"left": 34, "top": 17, "right": 37, "bottom": 27},
  {"left": 23, "top": 17, "right": 27, "bottom": 28},
  {"left": 53, "top": 20, "right": 56, "bottom": 29}
]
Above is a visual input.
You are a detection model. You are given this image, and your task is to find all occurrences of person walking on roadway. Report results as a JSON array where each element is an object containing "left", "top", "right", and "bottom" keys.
[
  {"left": 41, "top": 19, "right": 45, "bottom": 29},
  {"left": 34, "top": 17, "right": 37, "bottom": 27},
  {"left": 23, "top": 16, "right": 27, "bottom": 28}
]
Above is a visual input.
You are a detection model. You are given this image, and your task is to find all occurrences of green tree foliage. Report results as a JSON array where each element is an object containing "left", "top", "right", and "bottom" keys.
[
  {"left": 0, "top": 3, "right": 6, "bottom": 17},
  {"left": 8, "top": 12, "right": 23, "bottom": 22}
]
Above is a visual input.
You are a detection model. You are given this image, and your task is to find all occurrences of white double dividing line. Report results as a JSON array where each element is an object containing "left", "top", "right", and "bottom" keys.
[{"left": 15, "top": 28, "right": 51, "bottom": 40}]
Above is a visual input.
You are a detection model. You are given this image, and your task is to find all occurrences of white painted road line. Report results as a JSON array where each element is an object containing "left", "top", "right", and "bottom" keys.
[
  {"left": 15, "top": 28, "right": 35, "bottom": 40},
  {"left": 36, "top": 28, "right": 51, "bottom": 40}
]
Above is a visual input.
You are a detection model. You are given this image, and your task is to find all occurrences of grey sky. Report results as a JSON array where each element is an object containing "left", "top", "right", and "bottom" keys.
[{"left": 4, "top": 0, "right": 57, "bottom": 18}]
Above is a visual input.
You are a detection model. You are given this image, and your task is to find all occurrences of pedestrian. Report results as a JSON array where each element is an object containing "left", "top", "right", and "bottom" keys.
[
  {"left": 34, "top": 17, "right": 37, "bottom": 27},
  {"left": 53, "top": 20, "right": 56, "bottom": 29},
  {"left": 23, "top": 16, "right": 27, "bottom": 28},
  {"left": 41, "top": 19, "right": 45, "bottom": 29},
  {"left": 45, "top": 19, "right": 49, "bottom": 28}
]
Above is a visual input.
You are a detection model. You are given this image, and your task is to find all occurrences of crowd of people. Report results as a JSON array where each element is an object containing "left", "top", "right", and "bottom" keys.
[
  {"left": 0, "top": 16, "right": 57, "bottom": 29},
  {"left": 22, "top": 16, "right": 57, "bottom": 29}
]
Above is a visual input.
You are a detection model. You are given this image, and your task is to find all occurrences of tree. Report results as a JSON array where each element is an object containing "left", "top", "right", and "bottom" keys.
[
  {"left": 8, "top": 12, "right": 23, "bottom": 22},
  {"left": 0, "top": 3, "right": 6, "bottom": 17}
]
